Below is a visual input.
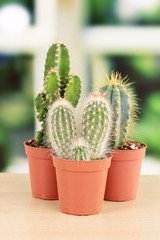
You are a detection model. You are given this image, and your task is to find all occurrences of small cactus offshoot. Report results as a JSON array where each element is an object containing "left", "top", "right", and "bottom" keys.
[
  {"left": 47, "top": 94, "right": 112, "bottom": 161},
  {"left": 100, "top": 72, "right": 138, "bottom": 148},
  {"left": 34, "top": 42, "right": 82, "bottom": 147},
  {"left": 71, "top": 138, "right": 90, "bottom": 161}
]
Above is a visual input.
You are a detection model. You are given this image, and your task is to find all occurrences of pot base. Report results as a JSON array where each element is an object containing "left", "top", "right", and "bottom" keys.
[
  {"left": 32, "top": 192, "right": 58, "bottom": 200},
  {"left": 105, "top": 194, "right": 136, "bottom": 202},
  {"left": 61, "top": 207, "right": 101, "bottom": 216}
]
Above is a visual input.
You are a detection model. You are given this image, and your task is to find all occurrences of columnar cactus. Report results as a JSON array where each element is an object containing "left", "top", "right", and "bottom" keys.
[
  {"left": 47, "top": 99, "right": 76, "bottom": 159},
  {"left": 44, "top": 42, "right": 70, "bottom": 97},
  {"left": 71, "top": 138, "right": 90, "bottom": 161},
  {"left": 100, "top": 72, "right": 137, "bottom": 148},
  {"left": 82, "top": 93, "right": 112, "bottom": 160},
  {"left": 34, "top": 42, "right": 81, "bottom": 147}
]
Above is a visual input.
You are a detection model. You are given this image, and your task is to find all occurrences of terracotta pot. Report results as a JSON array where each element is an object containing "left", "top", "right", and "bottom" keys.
[
  {"left": 24, "top": 140, "right": 58, "bottom": 200},
  {"left": 104, "top": 142, "right": 147, "bottom": 201},
  {"left": 53, "top": 155, "right": 112, "bottom": 215}
]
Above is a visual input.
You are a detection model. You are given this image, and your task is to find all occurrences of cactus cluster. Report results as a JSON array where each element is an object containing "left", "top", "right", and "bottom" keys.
[
  {"left": 47, "top": 94, "right": 112, "bottom": 160},
  {"left": 100, "top": 72, "right": 138, "bottom": 149},
  {"left": 34, "top": 45, "right": 137, "bottom": 158},
  {"left": 34, "top": 43, "right": 81, "bottom": 147}
]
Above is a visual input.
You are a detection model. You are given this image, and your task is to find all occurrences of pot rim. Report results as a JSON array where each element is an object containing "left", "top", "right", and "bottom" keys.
[
  {"left": 24, "top": 139, "right": 51, "bottom": 150},
  {"left": 52, "top": 155, "right": 112, "bottom": 172},
  {"left": 106, "top": 141, "right": 147, "bottom": 162},
  {"left": 107, "top": 141, "right": 147, "bottom": 154}
]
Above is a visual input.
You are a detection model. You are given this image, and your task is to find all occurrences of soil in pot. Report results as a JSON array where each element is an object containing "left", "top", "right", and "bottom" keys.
[
  {"left": 24, "top": 140, "right": 58, "bottom": 200},
  {"left": 104, "top": 140, "right": 147, "bottom": 201},
  {"left": 53, "top": 155, "right": 112, "bottom": 215}
]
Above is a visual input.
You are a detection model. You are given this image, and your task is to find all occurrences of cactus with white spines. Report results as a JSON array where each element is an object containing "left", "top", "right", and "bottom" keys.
[
  {"left": 34, "top": 42, "right": 81, "bottom": 147},
  {"left": 82, "top": 93, "right": 112, "bottom": 160},
  {"left": 47, "top": 94, "right": 112, "bottom": 160},
  {"left": 47, "top": 99, "right": 76, "bottom": 159},
  {"left": 71, "top": 138, "right": 90, "bottom": 161},
  {"left": 100, "top": 72, "right": 138, "bottom": 148}
]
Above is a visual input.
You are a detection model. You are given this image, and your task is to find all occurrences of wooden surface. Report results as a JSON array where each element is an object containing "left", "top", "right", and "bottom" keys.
[{"left": 0, "top": 174, "right": 160, "bottom": 240}]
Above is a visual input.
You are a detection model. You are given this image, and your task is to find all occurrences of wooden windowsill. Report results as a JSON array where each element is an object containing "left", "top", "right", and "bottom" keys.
[{"left": 0, "top": 173, "right": 160, "bottom": 240}]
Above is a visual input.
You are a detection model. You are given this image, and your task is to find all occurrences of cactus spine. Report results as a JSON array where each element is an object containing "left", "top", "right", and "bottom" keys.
[
  {"left": 34, "top": 42, "right": 81, "bottom": 147},
  {"left": 47, "top": 99, "right": 76, "bottom": 159},
  {"left": 82, "top": 93, "right": 112, "bottom": 160},
  {"left": 100, "top": 72, "right": 137, "bottom": 148}
]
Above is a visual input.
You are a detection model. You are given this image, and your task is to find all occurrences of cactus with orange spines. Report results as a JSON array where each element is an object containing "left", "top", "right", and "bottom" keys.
[{"left": 100, "top": 72, "right": 138, "bottom": 148}]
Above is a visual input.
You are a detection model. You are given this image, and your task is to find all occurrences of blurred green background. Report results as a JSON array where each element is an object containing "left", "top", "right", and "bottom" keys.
[
  {"left": 0, "top": 0, "right": 160, "bottom": 172},
  {"left": 0, "top": 54, "right": 34, "bottom": 171},
  {"left": 85, "top": 0, "right": 160, "bottom": 25}
]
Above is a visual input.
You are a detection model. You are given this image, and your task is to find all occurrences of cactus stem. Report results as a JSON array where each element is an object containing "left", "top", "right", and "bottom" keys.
[{"left": 100, "top": 71, "right": 138, "bottom": 148}]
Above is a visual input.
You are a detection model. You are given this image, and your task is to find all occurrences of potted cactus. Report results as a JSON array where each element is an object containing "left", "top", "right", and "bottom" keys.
[
  {"left": 100, "top": 72, "right": 147, "bottom": 201},
  {"left": 47, "top": 93, "right": 112, "bottom": 215},
  {"left": 24, "top": 42, "right": 81, "bottom": 200}
]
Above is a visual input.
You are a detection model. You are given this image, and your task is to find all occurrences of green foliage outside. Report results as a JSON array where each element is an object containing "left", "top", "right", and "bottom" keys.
[
  {"left": 0, "top": 55, "right": 34, "bottom": 171},
  {"left": 84, "top": 0, "right": 160, "bottom": 26},
  {"left": 134, "top": 92, "right": 160, "bottom": 158}
]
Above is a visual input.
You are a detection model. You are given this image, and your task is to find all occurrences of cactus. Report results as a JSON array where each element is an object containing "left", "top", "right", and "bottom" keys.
[
  {"left": 47, "top": 94, "right": 112, "bottom": 161},
  {"left": 100, "top": 72, "right": 138, "bottom": 148},
  {"left": 47, "top": 99, "right": 76, "bottom": 159},
  {"left": 71, "top": 138, "right": 90, "bottom": 161},
  {"left": 44, "top": 42, "right": 70, "bottom": 97},
  {"left": 34, "top": 42, "right": 81, "bottom": 147},
  {"left": 82, "top": 93, "right": 112, "bottom": 160}
]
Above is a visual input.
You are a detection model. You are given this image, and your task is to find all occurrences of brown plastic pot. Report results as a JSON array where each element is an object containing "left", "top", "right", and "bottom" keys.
[
  {"left": 24, "top": 140, "right": 58, "bottom": 200},
  {"left": 104, "top": 142, "right": 147, "bottom": 201},
  {"left": 53, "top": 155, "right": 112, "bottom": 215}
]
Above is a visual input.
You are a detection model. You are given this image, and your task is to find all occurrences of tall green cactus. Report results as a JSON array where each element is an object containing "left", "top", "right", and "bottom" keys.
[
  {"left": 47, "top": 99, "right": 76, "bottom": 158},
  {"left": 82, "top": 93, "right": 112, "bottom": 160},
  {"left": 44, "top": 42, "right": 70, "bottom": 97},
  {"left": 34, "top": 42, "right": 81, "bottom": 147},
  {"left": 100, "top": 72, "right": 137, "bottom": 148},
  {"left": 71, "top": 138, "right": 90, "bottom": 161}
]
